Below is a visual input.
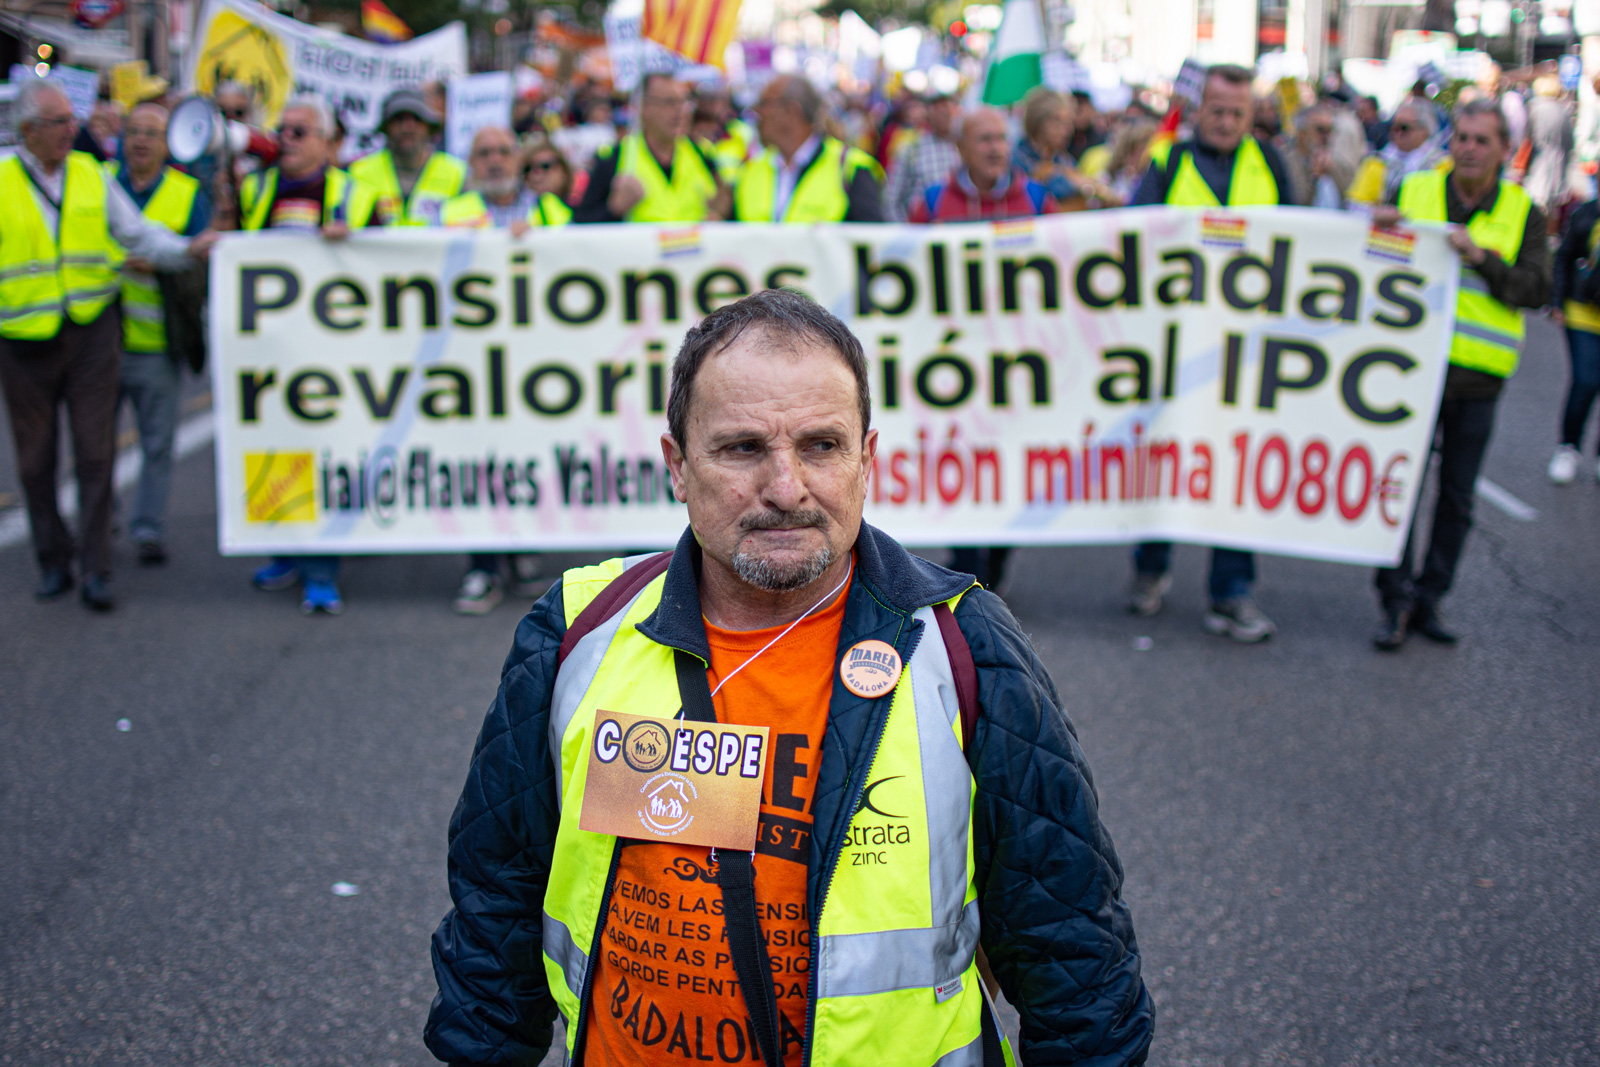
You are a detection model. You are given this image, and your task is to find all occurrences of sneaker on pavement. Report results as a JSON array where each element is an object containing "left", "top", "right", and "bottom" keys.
[
  {"left": 1548, "top": 444, "right": 1580, "bottom": 485},
  {"left": 253, "top": 559, "right": 299, "bottom": 591},
  {"left": 509, "top": 554, "right": 544, "bottom": 596},
  {"left": 454, "top": 569, "right": 503, "bottom": 615},
  {"left": 1127, "top": 573, "right": 1171, "bottom": 616},
  {"left": 301, "top": 579, "right": 345, "bottom": 615},
  {"left": 135, "top": 539, "right": 167, "bottom": 566},
  {"left": 1204, "top": 597, "right": 1277, "bottom": 643}
]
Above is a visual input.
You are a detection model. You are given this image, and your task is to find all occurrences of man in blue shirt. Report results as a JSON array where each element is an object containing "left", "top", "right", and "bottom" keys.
[{"left": 114, "top": 102, "right": 212, "bottom": 564}]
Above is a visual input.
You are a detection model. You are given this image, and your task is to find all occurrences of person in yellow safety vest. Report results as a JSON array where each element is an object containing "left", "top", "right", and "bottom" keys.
[
  {"left": 239, "top": 94, "right": 380, "bottom": 616},
  {"left": 734, "top": 74, "right": 885, "bottom": 223},
  {"left": 109, "top": 102, "right": 213, "bottom": 567},
  {"left": 439, "top": 124, "right": 567, "bottom": 616},
  {"left": 349, "top": 86, "right": 466, "bottom": 226},
  {"left": 1345, "top": 100, "right": 1451, "bottom": 211},
  {"left": 1126, "top": 63, "right": 1296, "bottom": 643},
  {"left": 1369, "top": 97, "right": 1550, "bottom": 651},
  {"left": 573, "top": 72, "right": 730, "bottom": 223},
  {"left": 424, "top": 288, "right": 1155, "bottom": 1067},
  {"left": 0, "top": 80, "right": 216, "bottom": 612}
]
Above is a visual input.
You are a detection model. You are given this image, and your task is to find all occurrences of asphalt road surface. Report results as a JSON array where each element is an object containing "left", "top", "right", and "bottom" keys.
[{"left": 2, "top": 315, "right": 1596, "bottom": 1066}]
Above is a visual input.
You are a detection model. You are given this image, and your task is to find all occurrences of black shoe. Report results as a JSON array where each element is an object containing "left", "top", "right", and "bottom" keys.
[
  {"left": 136, "top": 540, "right": 167, "bottom": 566},
  {"left": 35, "top": 568, "right": 75, "bottom": 602},
  {"left": 1410, "top": 601, "right": 1458, "bottom": 644},
  {"left": 1373, "top": 606, "right": 1410, "bottom": 651},
  {"left": 80, "top": 574, "right": 114, "bottom": 612}
]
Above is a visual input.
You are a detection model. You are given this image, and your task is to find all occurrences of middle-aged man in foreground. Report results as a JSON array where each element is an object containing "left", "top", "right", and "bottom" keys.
[{"left": 425, "top": 289, "right": 1153, "bottom": 1066}]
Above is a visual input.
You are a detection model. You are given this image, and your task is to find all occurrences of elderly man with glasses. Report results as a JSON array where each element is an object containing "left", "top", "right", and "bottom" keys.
[
  {"left": 238, "top": 94, "right": 380, "bottom": 615},
  {"left": 0, "top": 80, "right": 216, "bottom": 611},
  {"left": 573, "top": 72, "right": 730, "bottom": 223}
]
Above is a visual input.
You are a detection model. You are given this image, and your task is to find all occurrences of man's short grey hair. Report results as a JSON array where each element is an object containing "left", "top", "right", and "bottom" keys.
[
  {"left": 16, "top": 79, "right": 72, "bottom": 128},
  {"left": 216, "top": 80, "right": 255, "bottom": 102},
  {"left": 1393, "top": 101, "right": 1437, "bottom": 138},
  {"left": 1454, "top": 96, "right": 1509, "bottom": 145},
  {"left": 280, "top": 94, "right": 335, "bottom": 137},
  {"left": 772, "top": 74, "right": 823, "bottom": 127},
  {"left": 950, "top": 107, "right": 1005, "bottom": 146}
]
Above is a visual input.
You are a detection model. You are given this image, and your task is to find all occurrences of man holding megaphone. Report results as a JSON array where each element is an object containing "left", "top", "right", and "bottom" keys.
[{"left": 0, "top": 79, "right": 218, "bottom": 612}]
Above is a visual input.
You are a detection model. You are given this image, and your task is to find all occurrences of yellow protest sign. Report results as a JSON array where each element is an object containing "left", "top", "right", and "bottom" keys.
[
  {"left": 244, "top": 452, "right": 317, "bottom": 524},
  {"left": 192, "top": 7, "right": 292, "bottom": 126},
  {"left": 110, "top": 61, "right": 148, "bottom": 109}
]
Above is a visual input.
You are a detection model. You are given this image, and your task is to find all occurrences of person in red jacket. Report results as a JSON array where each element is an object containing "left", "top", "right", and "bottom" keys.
[
  {"left": 911, "top": 107, "right": 1057, "bottom": 589},
  {"left": 908, "top": 107, "right": 1059, "bottom": 223}
]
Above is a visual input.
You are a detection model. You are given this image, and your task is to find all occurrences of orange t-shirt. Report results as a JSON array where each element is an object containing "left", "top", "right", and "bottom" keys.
[{"left": 583, "top": 576, "right": 849, "bottom": 1067}]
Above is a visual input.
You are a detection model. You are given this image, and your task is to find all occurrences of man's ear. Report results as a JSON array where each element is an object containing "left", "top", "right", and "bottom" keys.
[{"left": 661, "top": 432, "right": 689, "bottom": 503}]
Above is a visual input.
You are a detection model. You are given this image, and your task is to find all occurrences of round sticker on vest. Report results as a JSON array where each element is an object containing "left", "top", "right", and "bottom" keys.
[
  {"left": 840, "top": 640, "right": 903, "bottom": 697},
  {"left": 622, "top": 719, "right": 671, "bottom": 773}
]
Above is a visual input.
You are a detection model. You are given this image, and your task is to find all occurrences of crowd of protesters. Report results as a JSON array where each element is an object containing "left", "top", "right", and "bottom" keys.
[{"left": 4, "top": 54, "right": 1597, "bottom": 652}]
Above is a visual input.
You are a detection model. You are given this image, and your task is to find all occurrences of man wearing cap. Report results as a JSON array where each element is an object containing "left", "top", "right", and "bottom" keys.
[
  {"left": 425, "top": 288, "right": 1154, "bottom": 1067},
  {"left": 574, "top": 73, "right": 730, "bottom": 224},
  {"left": 734, "top": 74, "right": 884, "bottom": 223},
  {"left": 350, "top": 86, "right": 466, "bottom": 227},
  {"left": 109, "top": 101, "right": 213, "bottom": 566},
  {"left": 0, "top": 80, "right": 216, "bottom": 611}
]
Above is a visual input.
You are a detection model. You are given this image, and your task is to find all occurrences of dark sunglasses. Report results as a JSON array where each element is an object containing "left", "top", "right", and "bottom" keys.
[
  {"left": 278, "top": 124, "right": 314, "bottom": 140},
  {"left": 222, "top": 107, "right": 249, "bottom": 120},
  {"left": 527, "top": 158, "right": 560, "bottom": 172}
]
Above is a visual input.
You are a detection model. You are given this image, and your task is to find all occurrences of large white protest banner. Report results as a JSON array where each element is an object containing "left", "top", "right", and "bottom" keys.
[
  {"left": 210, "top": 209, "right": 1457, "bottom": 564},
  {"left": 184, "top": 0, "right": 465, "bottom": 156}
]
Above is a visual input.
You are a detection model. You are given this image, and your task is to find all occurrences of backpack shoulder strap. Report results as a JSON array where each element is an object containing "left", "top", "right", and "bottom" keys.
[
  {"left": 931, "top": 601, "right": 980, "bottom": 750},
  {"left": 556, "top": 550, "right": 674, "bottom": 666}
]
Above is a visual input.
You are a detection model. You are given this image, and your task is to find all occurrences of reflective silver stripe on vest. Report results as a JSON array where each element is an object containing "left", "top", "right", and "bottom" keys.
[
  {"left": 123, "top": 302, "right": 163, "bottom": 322},
  {"left": 0, "top": 263, "right": 57, "bottom": 282},
  {"left": 547, "top": 553, "right": 667, "bottom": 801},
  {"left": 817, "top": 898, "right": 980, "bottom": 998},
  {"left": 542, "top": 909, "right": 587, "bottom": 1001},
  {"left": 1455, "top": 320, "right": 1520, "bottom": 347},
  {"left": 816, "top": 604, "right": 978, "bottom": 999},
  {"left": 0, "top": 299, "right": 64, "bottom": 321},
  {"left": 931, "top": 1033, "right": 984, "bottom": 1067}
]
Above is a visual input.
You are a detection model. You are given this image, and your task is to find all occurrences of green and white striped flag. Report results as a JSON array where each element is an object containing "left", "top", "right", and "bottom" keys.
[{"left": 981, "top": 0, "right": 1045, "bottom": 106}]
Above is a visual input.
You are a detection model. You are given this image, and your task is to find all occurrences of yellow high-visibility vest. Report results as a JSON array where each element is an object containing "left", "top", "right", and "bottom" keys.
[
  {"left": 348, "top": 148, "right": 466, "bottom": 226},
  {"left": 107, "top": 163, "right": 199, "bottom": 354},
  {"left": 1399, "top": 170, "right": 1531, "bottom": 378},
  {"left": 1151, "top": 137, "right": 1280, "bottom": 206},
  {"left": 239, "top": 167, "right": 378, "bottom": 232},
  {"left": 440, "top": 190, "right": 572, "bottom": 228},
  {"left": 734, "top": 137, "right": 883, "bottom": 222},
  {"left": 0, "top": 152, "right": 124, "bottom": 340},
  {"left": 541, "top": 554, "right": 1010, "bottom": 1067},
  {"left": 605, "top": 132, "right": 719, "bottom": 223}
]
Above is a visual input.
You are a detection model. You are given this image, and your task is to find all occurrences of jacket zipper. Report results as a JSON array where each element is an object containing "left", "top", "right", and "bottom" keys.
[
  {"left": 566, "top": 838, "right": 623, "bottom": 1067},
  {"left": 800, "top": 632, "right": 912, "bottom": 1067}
]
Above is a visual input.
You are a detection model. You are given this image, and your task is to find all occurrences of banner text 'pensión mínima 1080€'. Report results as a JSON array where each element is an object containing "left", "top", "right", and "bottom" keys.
[{"left": 209, "top": 208, "right": 1458, "bottom": 565}]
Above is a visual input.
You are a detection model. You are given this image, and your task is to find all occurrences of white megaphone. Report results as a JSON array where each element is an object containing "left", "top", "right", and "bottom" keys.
[{"left": 168, "top": 94, "right": 260, "bottom": 163}]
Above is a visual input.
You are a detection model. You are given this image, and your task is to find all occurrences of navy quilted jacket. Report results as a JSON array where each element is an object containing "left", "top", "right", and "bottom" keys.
[{"left": 426, "top": 525, "right": 1154, "bottom": 1065}]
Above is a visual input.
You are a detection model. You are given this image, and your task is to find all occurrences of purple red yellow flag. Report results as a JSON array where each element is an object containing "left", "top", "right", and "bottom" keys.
[
  {"left": 642, "top": 0, "right": 741, "bottom": 69},
  {"left": 361, "top": 0, "right": 412, "bottom": 43}
]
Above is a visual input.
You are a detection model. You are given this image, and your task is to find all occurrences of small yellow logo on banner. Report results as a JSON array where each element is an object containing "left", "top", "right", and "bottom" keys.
[{"left": 244, "top": 451, "right": 316, "bottom": 523}]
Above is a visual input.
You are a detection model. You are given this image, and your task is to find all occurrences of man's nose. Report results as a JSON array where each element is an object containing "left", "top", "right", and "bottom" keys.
[{"left": 760, "top": 448, "right": 807, "bottom": 508}]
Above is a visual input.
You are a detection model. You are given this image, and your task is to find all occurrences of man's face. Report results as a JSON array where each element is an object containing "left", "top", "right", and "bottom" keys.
[
  {"left": 23, "top": 88, "right": 77, "bottom": 167},
  {"left": 1196, "top": 76, "right": 1251, "bottom": 152},
  {"left": 928, "top": 97, "right": 959, "bottom": 139},
  {"left": 1450, "top": 112, "right": 1507, "bottom": 184},
  {"left": 959, "top": 112, "right": 1010, "bottom": 187},
  {"left": 1299, "top": 109, "right": 1332, "bottom": 150},
  {"left": 641, "top": 78, "right": 691, "bottom": 142},
  {"left": 663, "top": 334, "right": 875, "bottom": 595},
  {"left": 217, "top": 89, "right": 252, "bottom": 123},
  {"left": 1389, "top": 107, "right": 1428, "bottom": 153},
  {"left": 470, "top": 128, "right": 519, "bottom": 198},
  {"left": 277, "top": 106, "right": 329, "bottom": 178},
  {"left": 753, "top": 82, "right": 800, "bottom": 147},
  {"left": 385, "top": 111, "right": 431, "bottom": 156},
  {"left": 123, "top": 106, "right": 169, "bottom": 174},
  {"left": 1356, "top": 99, "right": 1378, "bottom": 124}
]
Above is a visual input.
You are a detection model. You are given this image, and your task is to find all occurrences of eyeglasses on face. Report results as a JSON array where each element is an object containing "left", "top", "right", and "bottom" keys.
[
  {"left": 279, "top": 123, "right": 315, "bottom": 140},
  {"left": 31, "top": 115, "right": 75, "bottom": 130},
  {"left": 474, "top": 145, "right": 516, "bottom": 157},
  {"left": 527, "top": 158, "right": 560, "bottom": 172},
  {"left": 222, "top": 107, "right": 249, "bottom": 120},
  {"left": 1391, "top": 122, "right": 1416, "bottom": 133}
]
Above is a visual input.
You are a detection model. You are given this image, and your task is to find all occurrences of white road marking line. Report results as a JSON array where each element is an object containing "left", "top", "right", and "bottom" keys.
[
  {"left": 0, "top": 411, "right": 215, "bottom": 552},
  {"left": 1475, "top": 477, "right": 1539, "bottom": 522}
]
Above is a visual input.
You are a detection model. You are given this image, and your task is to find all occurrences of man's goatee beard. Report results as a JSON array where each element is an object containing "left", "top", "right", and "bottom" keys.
[{"left": 731, "top": 545, "right": 834, "bottom": 593}]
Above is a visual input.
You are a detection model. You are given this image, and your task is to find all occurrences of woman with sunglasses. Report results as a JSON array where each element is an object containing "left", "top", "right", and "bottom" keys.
[
  {"left": 1345, "top": 101, "right": 1449, "bottom": 211},
  {"left": 522, "top": 137, "right": 575, "bottom": 208}
]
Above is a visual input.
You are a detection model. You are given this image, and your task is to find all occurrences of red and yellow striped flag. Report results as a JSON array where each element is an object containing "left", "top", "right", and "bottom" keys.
[
  {"left": 361, "top": 0, "right": 412, "bottom": 43},
  {"left": 642, "top": 0, "right": 741, "bottom": 69}
]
